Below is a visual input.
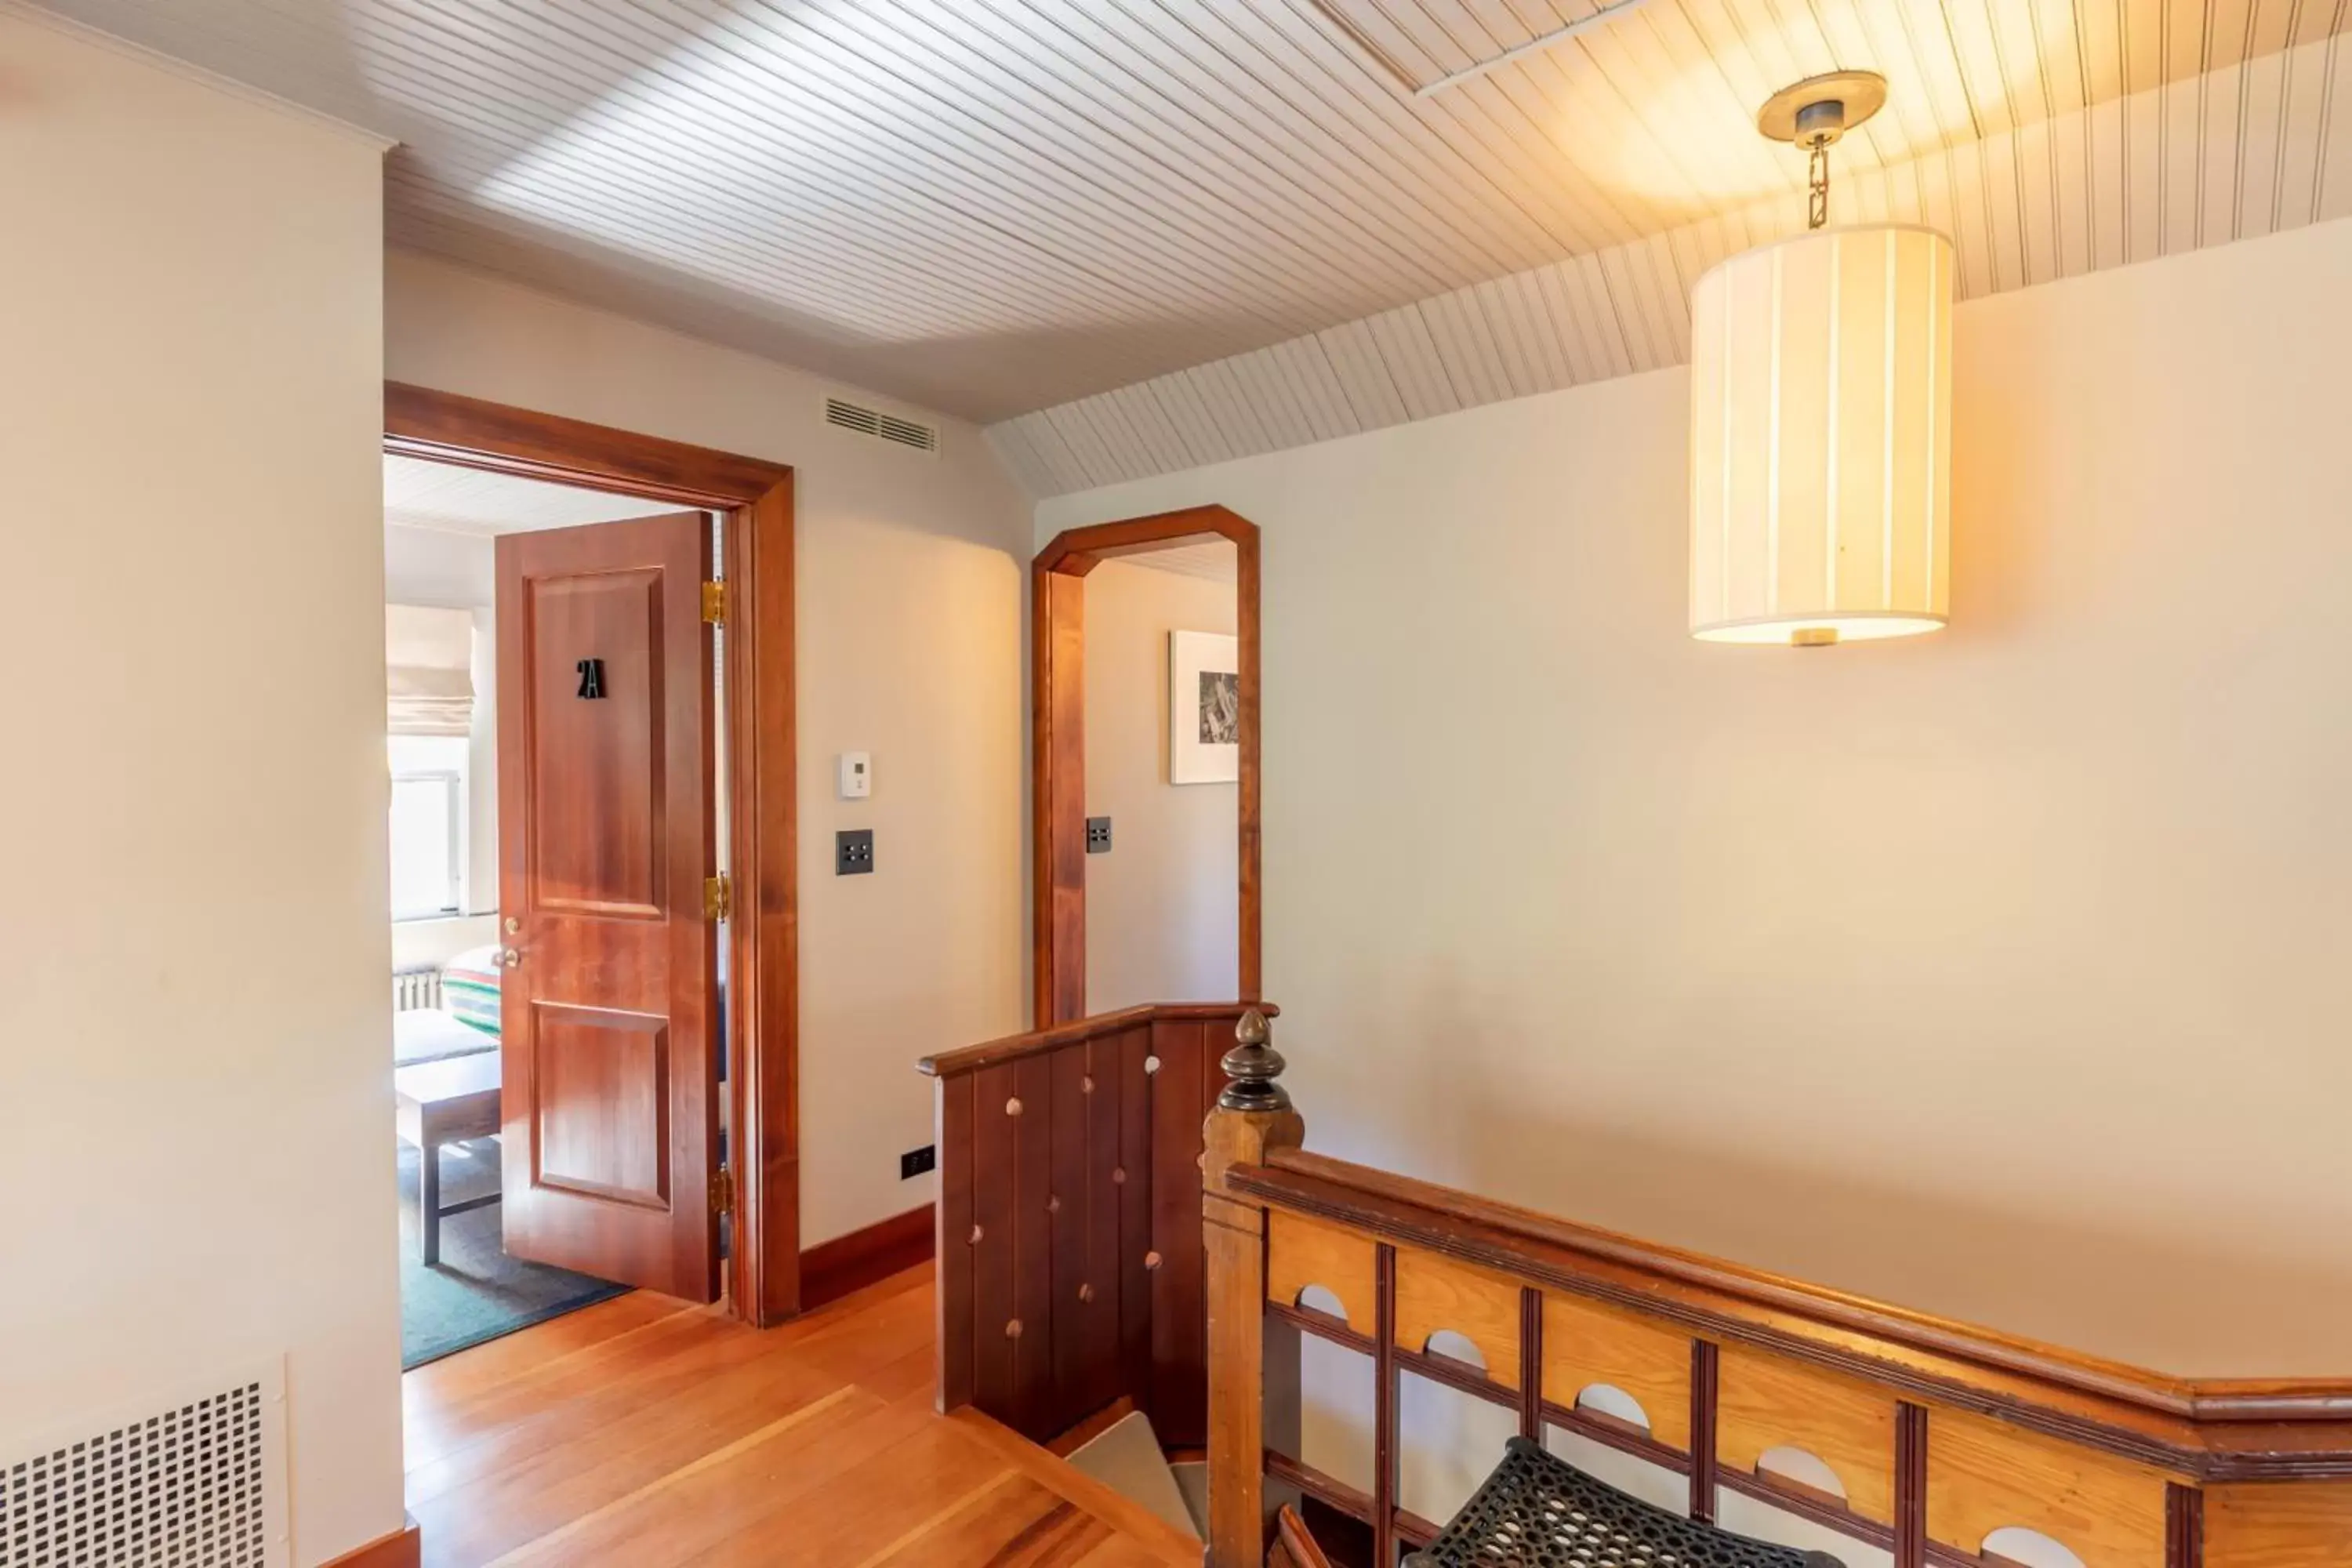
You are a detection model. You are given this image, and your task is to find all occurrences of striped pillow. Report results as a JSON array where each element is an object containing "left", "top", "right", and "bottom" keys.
[{"left": 441, "top": 947, "right": 503, "bottom": 1039}]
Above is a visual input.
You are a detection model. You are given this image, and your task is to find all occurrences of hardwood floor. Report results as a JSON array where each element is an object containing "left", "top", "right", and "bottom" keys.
[{"left": 402, "top": 1265, "right": 1197, "bottom": 1567}]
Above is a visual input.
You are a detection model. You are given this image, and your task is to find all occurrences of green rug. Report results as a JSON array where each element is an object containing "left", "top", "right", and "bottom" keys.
[{"left": 398, "top": 1138, "right": 629, "bottom": 1370}]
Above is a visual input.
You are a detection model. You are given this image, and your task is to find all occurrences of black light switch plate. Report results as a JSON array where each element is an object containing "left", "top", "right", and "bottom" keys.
[
  {"left": 837, "top": 828, "right": 875, "bottom": 875},
  {"left": 1085, "top": 816, "right": 1112, "bottom": 853},
  {"left": 900, "top": 1145, "right": 936, "bottom": 1180}
]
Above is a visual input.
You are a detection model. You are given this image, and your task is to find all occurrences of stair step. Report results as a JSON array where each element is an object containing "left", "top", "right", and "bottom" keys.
[
  {"left": 1169, "top": 1458, "right": 1208, "bottom": 1541},
  {"left": 946, "top": 1409, "right": 1203, "bottom": 1565},
  {"left": 1065, "top": 1410, "right": 1203, "bottom": 1545}
]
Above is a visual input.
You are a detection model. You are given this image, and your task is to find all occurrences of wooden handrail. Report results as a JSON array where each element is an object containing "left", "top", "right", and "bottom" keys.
[
  {"left": 1200, "top": 1011, "right": 2352, "bottom": 1568},
  {"left": 1248, "top": 1150, "right": 2352, "bottom": 1425},
  {"left": 1229, "top": 1152, "right": 2352, "bottom": 1480},
  {"left": 1269, "top": 1504, "right": 1341, "bottom": 1568},
  {"left": 919, "top": 1001, "right": 1279, "bottom": 1078}
]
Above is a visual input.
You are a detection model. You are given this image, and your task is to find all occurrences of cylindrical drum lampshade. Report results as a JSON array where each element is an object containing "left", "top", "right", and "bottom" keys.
[{"left": 1689, "top": 224, "right": 1954, "bottom": 645}]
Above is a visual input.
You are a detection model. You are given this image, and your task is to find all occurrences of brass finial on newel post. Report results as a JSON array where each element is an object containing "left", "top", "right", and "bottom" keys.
[{"left": 1218, "top": 1008, "right": 1289, "bottom": 1112}]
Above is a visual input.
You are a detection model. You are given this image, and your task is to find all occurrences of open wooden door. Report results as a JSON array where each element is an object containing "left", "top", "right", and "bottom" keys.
[{"left": 495, "top": 511, "right": 720, "bottom": 1302}]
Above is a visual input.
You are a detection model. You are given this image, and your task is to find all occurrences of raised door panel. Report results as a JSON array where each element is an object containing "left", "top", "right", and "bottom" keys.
[
  {"left": 524, "top": 570, "right": 663, "bottom": 917},
  {"left": 532, "top": 1006, "right": 669, "bottom": 1208}
]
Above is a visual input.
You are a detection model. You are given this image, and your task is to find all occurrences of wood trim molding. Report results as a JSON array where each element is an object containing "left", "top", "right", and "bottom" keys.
[
  {"left": 1268, "top": 1297, "right": 1695, "bottom": 1475},
  {"left": 1516, "top": 1286, "right": 1544, "bottom": 1440},
  {"left": 949, "top": 1408, "right": 1204, "bottom": 1566},
  {"left": 1896, "top": 1402, "right": 1930, "bottom": 1568},
  {"left": 1690, "top": 1340, "right": 1720, "bottom": 1522},
  {"left": 1029, "top": 505, "right": 1262, "bottom": 1025},
  {"left": 321, "top": 1520, "right": 419, "bottom": 1568},
  {"left": 917, "top": 1001, "right": 1279, "bottom": 1079},
  {"left": 1230, "top": 1153, "right": 2352, "bottom": 1480},
  {"left": 385, "top": 383, "right": 792, "bottom": 506},
  {"left": 1272, "top": 1505, "right": 1338, "bottom": 1568},
  {"left": 383, "top": 382, "right": 800, "bottom": 1326},
  {"left": 1263, "top": 1450, "right": 1441, "bottom": 1552},
  {"left": 2165, "top": 1482, "right": 2204, "bottom": 1568},
  {"left": 800, "top": 1203, "right": 937, "bottom": 1312},
  {"left": 1370, "top": 1243, "right": 1399, "bottom": 1568},
  {"left": 725, "top": 473, "right": 800, "bottom": 1326}
]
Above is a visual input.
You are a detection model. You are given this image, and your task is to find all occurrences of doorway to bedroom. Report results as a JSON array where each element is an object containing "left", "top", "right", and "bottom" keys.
[{"left": 383, "top": 453, "right": 713, "bottom": 1367}]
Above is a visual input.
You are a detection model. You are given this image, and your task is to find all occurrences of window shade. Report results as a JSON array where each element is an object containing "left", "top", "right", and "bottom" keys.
[{"left": 386, "top": 604, "right": 475, "bottom": 737}]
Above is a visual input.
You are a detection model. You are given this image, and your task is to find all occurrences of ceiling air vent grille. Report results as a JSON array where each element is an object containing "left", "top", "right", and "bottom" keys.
[{"left": 826, "top": 397, "right": 938, "bottom": 453}]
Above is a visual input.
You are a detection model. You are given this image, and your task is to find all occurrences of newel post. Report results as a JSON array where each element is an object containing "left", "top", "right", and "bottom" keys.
[{"left": 1201, "top": 1010, "right": 1305, "bottom": 1568}]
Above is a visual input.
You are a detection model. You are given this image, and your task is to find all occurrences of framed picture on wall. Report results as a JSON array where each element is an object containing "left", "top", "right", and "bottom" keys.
[{"left": 1170, "top": 630, "right": 1240, "bottom": 785}]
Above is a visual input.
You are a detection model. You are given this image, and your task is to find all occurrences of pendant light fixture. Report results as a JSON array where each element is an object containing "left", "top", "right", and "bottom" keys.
[{"left": 1689, "top": 73, "right": 1955, "bottom": 647}]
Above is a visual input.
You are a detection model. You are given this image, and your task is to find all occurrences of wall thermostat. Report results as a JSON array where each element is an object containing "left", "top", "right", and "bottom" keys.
[{"left": 838, "top": 751, "right": 872, "bottom": 800}]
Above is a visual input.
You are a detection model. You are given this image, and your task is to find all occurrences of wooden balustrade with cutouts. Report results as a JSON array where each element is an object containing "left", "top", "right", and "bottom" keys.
[
  {"left": 919, "top": 1001, "right": 1274, "bottom": 1446},
  {"left": 1202, "top": 1011, "right": 2352, "bottom": 1568}
]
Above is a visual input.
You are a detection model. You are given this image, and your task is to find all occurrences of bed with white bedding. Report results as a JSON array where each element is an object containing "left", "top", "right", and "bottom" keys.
[
  {"left": 392, "top": 945, "right": 503, "bottom": 1067},
  {"left": 394, "top": 1006, "right": 496, "bottom": 1067}
]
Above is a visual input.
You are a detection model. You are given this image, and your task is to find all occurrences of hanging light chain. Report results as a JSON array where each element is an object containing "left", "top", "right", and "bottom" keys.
[{"left": 1807, "top": 140, "right": 1830, "bottom": 230}]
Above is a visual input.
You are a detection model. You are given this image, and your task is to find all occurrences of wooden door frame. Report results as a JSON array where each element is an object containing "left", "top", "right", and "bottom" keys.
[
  {"left": 385, "top": 382, "right": 802, "bottom": 1325},
  {"left": 1031, "top": 504, "right": 1261, "bottom": 1025}
]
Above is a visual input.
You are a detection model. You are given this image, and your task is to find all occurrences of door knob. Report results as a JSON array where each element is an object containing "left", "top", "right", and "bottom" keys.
[{"left": 499, "top": 947, "right": 523, "bottom": 967}]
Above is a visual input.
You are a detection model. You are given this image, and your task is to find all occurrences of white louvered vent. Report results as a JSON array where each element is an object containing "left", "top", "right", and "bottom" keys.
[
  {"left": 825, "top": 397, "right": 938, "bottom": 454},
  {"left": 4, "top": 1366, "right": 289, "bottom": 1568}
]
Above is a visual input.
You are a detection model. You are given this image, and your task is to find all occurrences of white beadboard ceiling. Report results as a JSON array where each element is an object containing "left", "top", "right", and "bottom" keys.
[
  {"left": 1118, "top": 539, "right": 1240, "bottom": 583},
  {"left": 994, "top": 30, "right": 2352, "bottom": 495},
  {"left": 40, "top": 0, "right": 2350, "bottom": 475},
  {"left": 384, "top": 454, "right": 684, "bottom": 535}
]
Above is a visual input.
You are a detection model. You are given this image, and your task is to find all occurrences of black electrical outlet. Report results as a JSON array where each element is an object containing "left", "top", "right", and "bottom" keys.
[
  {"left": 900, "top": 1145, "right": 937, "bottom": 1180},
  {"left": 836, "top": 828, "right": 875, "bottom": 876},
  {"left": 1085, "top": 815, "right": 1113, "bottom": 853}
]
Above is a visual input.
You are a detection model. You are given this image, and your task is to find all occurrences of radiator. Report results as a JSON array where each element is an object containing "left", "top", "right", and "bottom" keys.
[
  {"left": 394, "top": 967, "right": 443, "bottom": 1012},
  {"left": 2, "top": 1360, "right": 289, "bottom": 1568}
]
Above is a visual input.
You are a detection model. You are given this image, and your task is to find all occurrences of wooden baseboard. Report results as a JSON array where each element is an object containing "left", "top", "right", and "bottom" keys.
[
  {"left": 800, "top": 1203, "right": 935, "bottom": 1311},
  {"left": 322, "top": 1519, "right": 419, "bottom": 1568}
]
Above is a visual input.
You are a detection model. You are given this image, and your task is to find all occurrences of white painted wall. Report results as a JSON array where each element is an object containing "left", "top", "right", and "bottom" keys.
[
  {"left": 386, "top": 251, "right": 1034, "bottom": 1247},
  {"left": 383, "top": 521, "right": 492, "bottom": 609},
  {"left": 390, "top": 914, "right": 499, "bottom": 974},
  {"left": 1040, "top": 216, "right": 2352, "bottom": 1376},
  {"left": 0, "top": 14, "right": 400, "bottom": 1565},
  {"left": 1082, "top": 559, "right": 1240, "bottom": 1011}
]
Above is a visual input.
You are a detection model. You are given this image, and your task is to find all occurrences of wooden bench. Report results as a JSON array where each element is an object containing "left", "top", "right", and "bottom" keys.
[{"left": 394, "top": 1050, "right": 502, "bottom": 1266}]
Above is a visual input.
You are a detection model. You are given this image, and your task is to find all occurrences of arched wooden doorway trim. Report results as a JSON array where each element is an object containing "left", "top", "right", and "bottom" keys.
[{"left": 1032, "top": 504, "right": 1261, "bottom": 1026}]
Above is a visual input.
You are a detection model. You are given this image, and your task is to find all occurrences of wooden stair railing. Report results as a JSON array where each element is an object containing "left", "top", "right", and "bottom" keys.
[
  {"left": 920, "top": 1000, "right": 1274, "bottom": 1446},
  {"left": 1202, "top": 1011, "right": 2352, "bottom": 1568},
  {"left": 1269, "top": 1505, "right": 1338, "bottom": 1568}
]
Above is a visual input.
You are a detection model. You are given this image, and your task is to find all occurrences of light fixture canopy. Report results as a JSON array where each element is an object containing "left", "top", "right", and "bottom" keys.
[
  {"left": 1755, "top": 71, "right": 1888, "bottom": 147},
  {"left": 1688, "top": 74, "right": 1954, "bottom": 648}
]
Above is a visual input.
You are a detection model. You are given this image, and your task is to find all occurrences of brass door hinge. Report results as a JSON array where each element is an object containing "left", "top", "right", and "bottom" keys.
[
  {"left": 710, "top": 1166, "right": 735, "bottom": 1216},
  {"left": 703, "top": 873, "right": 731, "bottom": 921},
  {"left": 701, "top": 580, "right": 727, "bottom": 624}
]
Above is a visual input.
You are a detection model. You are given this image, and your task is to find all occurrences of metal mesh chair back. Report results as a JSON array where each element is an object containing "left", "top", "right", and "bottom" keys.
[{"left": 1403, "top": 1438, "right": 1847, "bottom": 1568}]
